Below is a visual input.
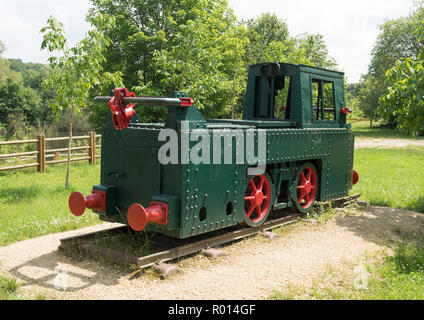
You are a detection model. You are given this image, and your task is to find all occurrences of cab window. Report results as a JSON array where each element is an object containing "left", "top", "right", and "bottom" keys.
[
  {"left": 274, "top": 76, "right": 292, "bottom": 120},
  {"left": 311, "top": 79, "right": 335, "bottom": 121}
]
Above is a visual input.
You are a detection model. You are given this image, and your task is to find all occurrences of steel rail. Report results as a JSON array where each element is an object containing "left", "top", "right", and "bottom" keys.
[
  {"left": 135, "top": 213, "right": 305, "bottom": 268},
  {"left": 59, "top": 213, "right": 304, "bottom": 268}
]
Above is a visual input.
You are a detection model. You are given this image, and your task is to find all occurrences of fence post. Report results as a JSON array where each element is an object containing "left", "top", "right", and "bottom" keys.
[
  {"left": 89, "top": 132, "right": 96, "bottom": 165},
  {"left": 37, "top": 134, "right": 46, "bottom": 173}
]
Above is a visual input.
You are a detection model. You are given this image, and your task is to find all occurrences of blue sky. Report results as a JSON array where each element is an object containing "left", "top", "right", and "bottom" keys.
[{"left": 0, "top": 0, "right": 416, "bottom": 83}]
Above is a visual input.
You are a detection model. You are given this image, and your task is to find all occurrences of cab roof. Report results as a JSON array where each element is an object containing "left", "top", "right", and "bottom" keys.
[{"left": 249, "top": 62, "right": 345, "bottom": 79}]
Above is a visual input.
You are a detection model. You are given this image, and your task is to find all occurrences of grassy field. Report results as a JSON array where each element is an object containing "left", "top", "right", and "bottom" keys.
[
  {"left": 351, "top": 121, "right": 424, "bottom": 140},
  {"left": 352, "top": 147, "right": 424, "bottom": 213},
  {"left": 0, "top": 163, "right": 101, "bottom": 246}
]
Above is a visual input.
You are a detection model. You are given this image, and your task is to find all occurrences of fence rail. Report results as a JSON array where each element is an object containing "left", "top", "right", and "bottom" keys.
[{"left": 0, "top": 132, "right": 101, "bottom": 173}]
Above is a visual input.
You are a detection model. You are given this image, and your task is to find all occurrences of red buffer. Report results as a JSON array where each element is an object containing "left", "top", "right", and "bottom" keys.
[
  {"left": 69, "top": 191, "right": 106, "bottom": 216},
  {"left": 127, "top": 202, "right": 168, "bottom": 232},
  {"left": 353, "top": 170, "right": 359, "bottom": 185}
]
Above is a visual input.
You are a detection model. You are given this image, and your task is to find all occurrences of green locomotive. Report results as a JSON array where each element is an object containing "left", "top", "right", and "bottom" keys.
[{"left": 69, "top": 62, "right": 358, "bottom": 239}]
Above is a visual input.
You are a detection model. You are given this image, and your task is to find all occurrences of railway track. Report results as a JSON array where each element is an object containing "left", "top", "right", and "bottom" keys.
[{"left": 59, "top": 194, "right": 361, "bottom": 271}]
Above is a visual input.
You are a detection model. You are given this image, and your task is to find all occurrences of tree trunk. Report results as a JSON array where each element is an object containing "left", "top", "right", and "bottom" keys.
[
  {"left": 231, "top": 38, "right": 237, "bottom": 120},
  {"left": 65, "top": 106, "right": 74, "bottom": 189}
]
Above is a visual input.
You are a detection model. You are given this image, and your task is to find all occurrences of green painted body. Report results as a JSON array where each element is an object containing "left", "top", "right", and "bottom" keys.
[{"left": 93, "top": 63, "right": 355, "bottom": 239}]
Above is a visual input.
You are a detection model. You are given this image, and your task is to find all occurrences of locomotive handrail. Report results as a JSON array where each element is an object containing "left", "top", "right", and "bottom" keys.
[
  {"left": 94, "top": 88, "right": 196, "bottom": 130},
  {"left": 94, "top": 96, "right": 192, "bottom": 107},
  {"left": 313, "top": 107, "right": 336, "bottom": 113}
]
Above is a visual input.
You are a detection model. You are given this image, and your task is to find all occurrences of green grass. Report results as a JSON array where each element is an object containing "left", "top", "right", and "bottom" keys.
[
  {"left": 360, "top": 236, "right": 424, "bottom": 300},
  {"left": 0, "top": 162, "right": 101, "bottom": 246},
  {"left": 0, "top": 275, "right": 21, "bottom": 300},
  {"left": 94, "top": 230, "right": 152, "bottom": 257},
  {"left": 352, "top": 147, "right": 424, "bottom": 213},
  {"left": 351, "top": 121, "right": 424, "bottom": 140}
]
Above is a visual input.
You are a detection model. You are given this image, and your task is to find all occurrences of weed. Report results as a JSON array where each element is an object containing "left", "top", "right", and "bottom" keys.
[{"left": 0, "top": 275, "right": 21, "bottom": 300}]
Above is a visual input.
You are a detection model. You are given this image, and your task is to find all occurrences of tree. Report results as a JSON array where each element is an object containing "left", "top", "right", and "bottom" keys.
[
  {"left": 297, "top": 34, "right": 337, "bottom": 69},
  {"left": 88, "top": 0, "right": 248, "bottom": 123},
  {"left": 354, "top": 76, "right": 385, "bottom": 120},
  {"left": 244, "top": 14, "right": 337, "bottom": 69},
  {"left": 379, "top": 21, "right": 424, "bottom": 134},
  {"left": 151, "top": 1, "right": 248, "bottom": 119},
  {"left": 0, "top": 43, "right": 22, "bottom": 84},
  {"left": 41, "top": 14, "right": 122, "bottom": 188},
  {"left": 358, "top": 1, "right": 424, "bottom": 120},
  {"left": 89, "top": 0, "right": 205, "bottom": 88},
  {"left": 87, "top": 1, "right": 339, "bottom": 123},
  {"left": 244, "top": 13, "right": 290, "bottom": 65},
  {"left": 0, "top": 78, "right": 42, "bottom": 136}
]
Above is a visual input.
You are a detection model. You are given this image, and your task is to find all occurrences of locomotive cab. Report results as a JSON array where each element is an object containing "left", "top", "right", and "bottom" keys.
[{"left": 242, "top": 63, "right": 351, "bottom": 129}]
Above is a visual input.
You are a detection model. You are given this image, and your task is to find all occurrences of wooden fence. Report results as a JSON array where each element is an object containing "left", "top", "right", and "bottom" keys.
[{"left": 0, "top": 132, "right": 101, "bottom": 173}]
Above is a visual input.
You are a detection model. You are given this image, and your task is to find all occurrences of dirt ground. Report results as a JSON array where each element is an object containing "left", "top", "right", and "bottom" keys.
[
  {"left": 0, "top": 205, "right": 423, "bottom": 300},
  {"left": 355, "top": 138, "right": 424, "bottom": 149}
]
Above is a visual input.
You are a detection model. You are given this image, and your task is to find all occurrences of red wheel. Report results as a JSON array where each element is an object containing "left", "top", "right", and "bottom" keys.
[
  {"left": 244, "top": 174, "right": 273, "bottom": 227},
  {"left": 292, "top": 163, "right": 318, "bottom": 213}
]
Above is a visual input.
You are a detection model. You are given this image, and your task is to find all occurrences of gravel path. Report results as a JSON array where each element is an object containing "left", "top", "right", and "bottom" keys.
[
  {"left": 1, "top": 206, "right": 423, "bottom": 300},
  {"left": 355, "top": 138, "right": 424, "bottom": 149}
]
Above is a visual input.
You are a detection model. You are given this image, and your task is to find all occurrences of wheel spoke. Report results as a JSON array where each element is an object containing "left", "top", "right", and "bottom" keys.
[
  {"left": 304, "top": 192, "right": 310, "bottom": 204},
  {"left": 249, "top": 179, "right": 257, "bottom": 193},
  {"left": 306, "top": 169, "right": 312, "bottom": 182},
  {"left": 245, "top": 196, "right": 256, "bottom": 201},
  {"left": 298, "top": 190, "right": 305, "bottom": 203},
  {"left": 247, "top": 205, "right": 255, "bottom": 218},
  {"left": 255, "top": 205, "right": 262, "bottom": 217},
  {"left": 300, "top": 171, "right": 306, "bottom": 184},
  {"left": 259, "top": 176, "right": 265, "bottom": 191}
]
